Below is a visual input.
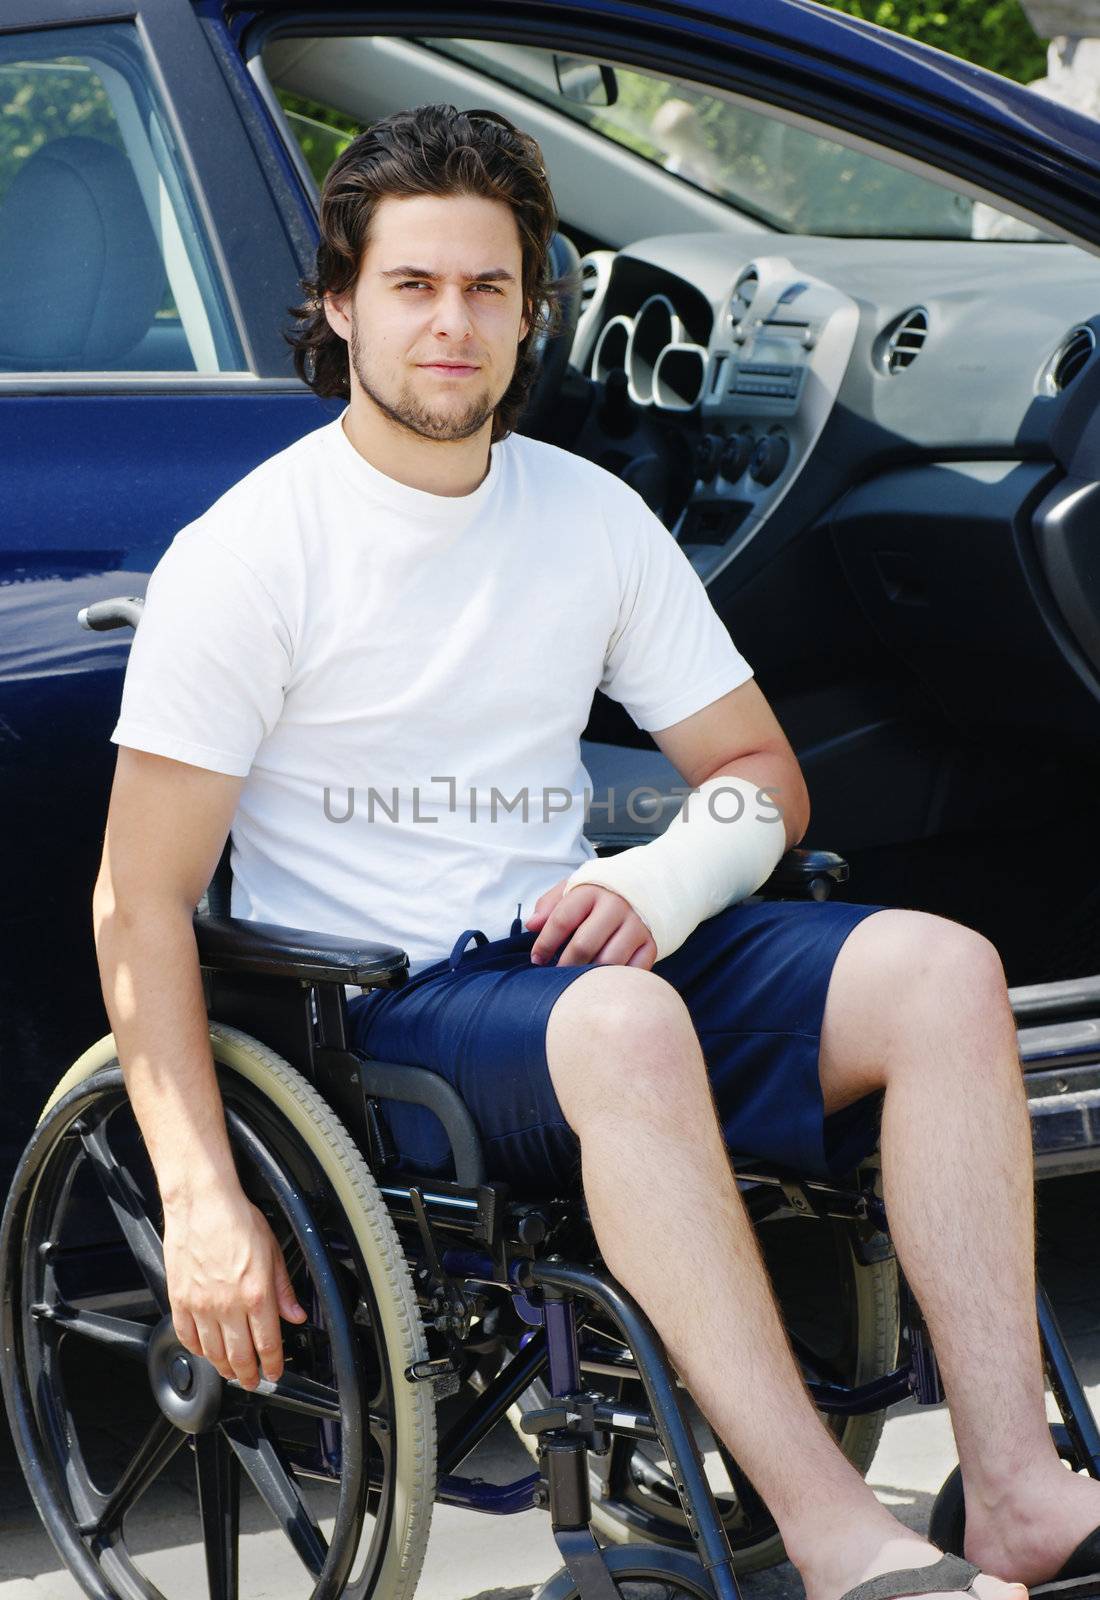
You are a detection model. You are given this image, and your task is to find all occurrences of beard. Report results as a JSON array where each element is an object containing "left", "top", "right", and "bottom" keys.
[{"left": 349, "top": 312, "right": 506, "bottom": 442}]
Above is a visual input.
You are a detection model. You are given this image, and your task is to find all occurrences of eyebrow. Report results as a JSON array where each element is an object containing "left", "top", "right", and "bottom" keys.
[{"left": 379, "top": 266, "right": 516, "bottom": 283}]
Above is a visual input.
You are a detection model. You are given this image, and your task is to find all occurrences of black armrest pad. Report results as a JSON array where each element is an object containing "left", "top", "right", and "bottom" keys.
[
  {"left": 759, "top": 848, "right": 849, "bottom": 900},
  {"left": 193, "top": 912, "right": 409, "bottom": 988}
]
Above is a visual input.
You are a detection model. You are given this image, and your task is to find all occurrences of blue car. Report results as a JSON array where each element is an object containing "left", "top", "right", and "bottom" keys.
[{"left": 3, "top": 0, "right": 1100, "bottom": 1189}]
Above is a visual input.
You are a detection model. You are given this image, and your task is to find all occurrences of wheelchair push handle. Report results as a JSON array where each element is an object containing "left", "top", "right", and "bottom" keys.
[{"left": 77, "top": 595, "right": 145, "bottom": 632}]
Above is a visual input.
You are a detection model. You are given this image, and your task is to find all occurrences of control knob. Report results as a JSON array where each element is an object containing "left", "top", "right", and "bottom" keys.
[
  {"left": 695, "top": 433, "right": 723, "bottom": 484},
  {"left": 749, "top": 432, "right": 791, "bottom": 486},
  {"left": 720, "top": 430, "right": 755, "bottom": 482}
]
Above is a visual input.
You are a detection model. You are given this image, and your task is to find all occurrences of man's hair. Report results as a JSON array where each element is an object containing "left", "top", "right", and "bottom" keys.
[{"left": 286, "top": 103, "right": 575, "bottom": 441}]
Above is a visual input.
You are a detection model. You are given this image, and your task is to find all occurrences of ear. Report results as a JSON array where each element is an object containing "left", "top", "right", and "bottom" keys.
[{"left": 322, "top": 289, "right": 352, "bottom": 342}]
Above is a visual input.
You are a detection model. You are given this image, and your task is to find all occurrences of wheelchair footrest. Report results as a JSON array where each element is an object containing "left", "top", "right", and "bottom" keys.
[{"left": 404, "top": 1356, "right": 462, "bottom": 1398}]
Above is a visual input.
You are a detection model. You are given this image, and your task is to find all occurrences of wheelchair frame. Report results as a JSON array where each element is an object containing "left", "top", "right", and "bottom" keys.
[
  {"left": 199, "top": 899, "right": 869, "bottom": 1578},
  {"left": 190, "top": 835, "right": 1100, "bottom": 1600}
]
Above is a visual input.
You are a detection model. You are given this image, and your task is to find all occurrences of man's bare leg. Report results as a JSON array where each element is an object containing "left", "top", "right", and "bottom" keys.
[
  {"left": 544, "top": 955, "right": 1026, "bottom": 1600},
  {"left": 817, "top": 909, "right": 1100, "bottom": 1587}
]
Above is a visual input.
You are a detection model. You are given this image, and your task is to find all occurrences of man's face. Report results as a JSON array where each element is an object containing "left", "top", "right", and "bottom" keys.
[{"left": 326, "top": 192, "right": 531, "bottom": 443}]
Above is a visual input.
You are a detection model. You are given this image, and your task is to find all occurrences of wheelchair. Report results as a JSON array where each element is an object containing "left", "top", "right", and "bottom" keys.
[{"left": 2, "top": 596, "right": 1099, "bottom": 1600}]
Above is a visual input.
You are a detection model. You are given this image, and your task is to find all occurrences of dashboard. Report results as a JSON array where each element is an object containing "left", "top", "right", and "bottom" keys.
[{"left": 571, "top": 233, "right": 1100, "bottom": 589}]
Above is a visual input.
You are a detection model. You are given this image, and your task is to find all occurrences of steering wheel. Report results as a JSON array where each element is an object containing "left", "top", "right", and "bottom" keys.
[{"left": 517, "top": 229, "right": 583, "bottom": 436}]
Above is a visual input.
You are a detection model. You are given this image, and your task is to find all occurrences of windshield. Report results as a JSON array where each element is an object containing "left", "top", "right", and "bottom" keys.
[{"left": 417, "top": 38, "right": 1056, "bottom": 241}]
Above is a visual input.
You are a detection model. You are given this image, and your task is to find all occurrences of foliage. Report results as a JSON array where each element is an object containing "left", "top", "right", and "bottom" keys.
[
  {"left": 0, "top": 59, "right": 121, "bottom": 204},
  {"left": 587, "top": 67, "right": 974, "bottom": 234},
  {"left": 812, "top": 0, "right": 1049, "bottom": 83},
  {"left": 0, "top": 56, "right": 181, "bottom": 316},
  {"left": 276, "top": 92, "right": 359, "bottom": 188}
]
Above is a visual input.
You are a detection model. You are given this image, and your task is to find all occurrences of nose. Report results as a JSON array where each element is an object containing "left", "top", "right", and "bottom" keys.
[{"left": 428, "top": 284, "right": 474, "bottom": 342}]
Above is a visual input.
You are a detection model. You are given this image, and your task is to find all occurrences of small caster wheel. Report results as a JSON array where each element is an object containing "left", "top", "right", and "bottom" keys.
[{"left": 533, "top": 1545, "right": 716, "bottom": 1600}]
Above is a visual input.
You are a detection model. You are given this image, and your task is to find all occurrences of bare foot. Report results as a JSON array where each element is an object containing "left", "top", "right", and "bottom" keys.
[{"left": 966, "top": 1458, "right": 1100, "bottom": 1587}]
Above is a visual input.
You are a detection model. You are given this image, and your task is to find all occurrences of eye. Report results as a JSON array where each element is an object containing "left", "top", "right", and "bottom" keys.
[{"left": 395, "top": 281, "right": 503, "bottom": 293}]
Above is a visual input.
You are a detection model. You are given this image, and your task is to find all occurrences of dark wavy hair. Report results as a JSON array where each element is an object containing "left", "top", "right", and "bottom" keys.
[{"left": 285, "top": 103, "right": 575, "bottom": 442}]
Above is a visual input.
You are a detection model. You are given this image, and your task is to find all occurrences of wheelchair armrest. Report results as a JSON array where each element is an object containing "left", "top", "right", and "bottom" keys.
[
  {"left": 757, "top": 848, "right": 849, "bottom": 902},
  {"left": 193, "top": 912, "right": 410, "bottom": 988}
]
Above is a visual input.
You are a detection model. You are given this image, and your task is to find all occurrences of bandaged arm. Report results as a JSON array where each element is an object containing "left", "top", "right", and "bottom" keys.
[{"left": 562, "top": 775, "right": 788, "bottom": 962}]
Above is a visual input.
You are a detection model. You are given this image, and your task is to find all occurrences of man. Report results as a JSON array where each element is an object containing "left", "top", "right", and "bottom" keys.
[{"left": 94, "top": 103, "right": 1100, "bottom": 1600}]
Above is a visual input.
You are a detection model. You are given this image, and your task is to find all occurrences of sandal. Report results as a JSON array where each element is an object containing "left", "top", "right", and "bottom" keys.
[
  {"left": 839, "top": 1553, "right": 982, "bottom": 1600},
  {"left": 1030, "top": 1526, "right": 1100, "bottom": 1600},
  {"left": 835, "top": 1531, "right": 1100, "bottom": 1600}
]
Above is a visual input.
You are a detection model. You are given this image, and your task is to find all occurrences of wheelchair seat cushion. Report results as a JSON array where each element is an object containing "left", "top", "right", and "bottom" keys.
[{"left": 345, "top": 896, "right": 891, "bottom": 1194}]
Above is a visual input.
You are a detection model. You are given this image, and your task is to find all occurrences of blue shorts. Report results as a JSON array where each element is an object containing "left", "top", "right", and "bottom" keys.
[{"left": 345, "top": 897, "right": 890, "bottom": 1194}]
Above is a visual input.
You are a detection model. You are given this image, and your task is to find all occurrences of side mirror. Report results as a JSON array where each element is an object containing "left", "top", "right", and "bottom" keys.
[{"left": 553, "top": 55, "right": 618, "bottom": 107}]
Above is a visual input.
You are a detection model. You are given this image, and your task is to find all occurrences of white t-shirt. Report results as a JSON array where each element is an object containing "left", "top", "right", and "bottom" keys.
[{"left": 110, "top": 407, "right": 754, "bottom": 971}]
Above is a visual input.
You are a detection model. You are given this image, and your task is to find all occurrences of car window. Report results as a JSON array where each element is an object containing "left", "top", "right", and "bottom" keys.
[
  {"left": 278, "top": 99, "right": 356, "bottom": 189},
  {"left": 0, "top": 25, "right": 245, "bottom": 375},
  {"left": 267, "top": 32, "right": 1053, "bottom": 242},
  {"left": 416, "top": 38, "right": 1057, "bottom": 242}
]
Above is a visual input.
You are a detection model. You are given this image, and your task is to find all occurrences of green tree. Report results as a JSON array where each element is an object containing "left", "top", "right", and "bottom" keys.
[
  {"left": 813, "top": 0, "right": 1048, "bottom": 83},
  {"left": 276, "top": 92, "right": 359, "bottom": 188},
  {"left": 0, "top": 60, "right": 121, "bottom": 204}
]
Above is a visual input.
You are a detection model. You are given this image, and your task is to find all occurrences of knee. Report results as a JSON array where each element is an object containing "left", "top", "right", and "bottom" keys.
[
  {"left": 545, "top": 966, "right": 700, "bottom": 1129},
  {"left": 875, "top": 910, "right": 1013, "bottom": 1049},
  {"left": 907, "top": 915, "right": 1006, "bottom": 1007}
]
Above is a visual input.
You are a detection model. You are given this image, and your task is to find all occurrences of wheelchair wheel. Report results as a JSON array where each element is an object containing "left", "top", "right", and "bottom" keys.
[
  {"left": 0, "top": 1022, "right": 435, "bottom": 1600},
  {"left": 509, "top": 1207, "right": 898, "bottom": 1572}
]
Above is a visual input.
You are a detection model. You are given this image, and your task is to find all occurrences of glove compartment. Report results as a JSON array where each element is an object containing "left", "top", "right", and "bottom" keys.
[{"left": 829, "top": 459, "right": 1100, "bottom": 739}]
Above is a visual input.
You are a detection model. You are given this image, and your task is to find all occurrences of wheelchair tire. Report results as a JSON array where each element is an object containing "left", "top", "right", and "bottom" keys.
[
  {"left": 508, "top": 1209, "right": 898, "bottom": 1572},
  {"left": 0, "top": 1023, "right": 436, "bottom": 1600}
]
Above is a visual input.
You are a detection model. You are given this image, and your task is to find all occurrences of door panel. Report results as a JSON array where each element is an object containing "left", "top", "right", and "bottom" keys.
[{"left": 0, "top": 4, "right": 326, "bottom": 1173}]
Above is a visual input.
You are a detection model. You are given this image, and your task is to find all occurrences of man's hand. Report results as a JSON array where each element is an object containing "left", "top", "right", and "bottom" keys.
[
  {"left": 162, "top": 1179, "right": 308, "bottom": 1390},
  {"left": 525, "top": 879, "right": 658, "bottom": 969}
]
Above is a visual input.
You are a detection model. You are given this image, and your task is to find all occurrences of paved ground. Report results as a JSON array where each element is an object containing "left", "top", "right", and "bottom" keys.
[{"left": 2, "top": 1172, "right": 1099, "bottom": 1600}]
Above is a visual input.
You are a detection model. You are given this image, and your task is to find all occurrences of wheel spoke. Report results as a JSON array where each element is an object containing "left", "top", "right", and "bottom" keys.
[
  {"left": 715, "top": 1441, "right": 768, "bottom": 1533},
  {"left": 81, "top": 1121, "right": 168, "bottom": 1313},
  {"left": 222, "top": 1413, "right": 328, "bottom": 1577},
  {"left": 32, "top": 1301, "right": 152, "bottom": 1362},
  {"left": 196, "top": 1432, "right": 240, "bottom": 1600},
  {"left": 247, "top": 1369, "right": 341, "bottom": 1421},
  {"left": 97, "top": 1540, "right": 171, "bottom": 1600},
  {"left": 78, "top": 1416, "right": 186, "bottom": 1536},
  {"left": 281, "top": 1235, "right": 306, "bottom": 1283}
]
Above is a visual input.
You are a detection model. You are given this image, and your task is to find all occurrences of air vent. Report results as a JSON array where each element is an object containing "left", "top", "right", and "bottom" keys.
[
  {"left": 580, "top": 258, "right": 600, "bottom": 312},
  {"left": 729, "top": 269, "right": 759, "bottom": 334},
  {"left": 572, "top": 252, "right": 615, "bottom": 370},
  {"left": 880, "top": 308, "right": 929, "bottom": 374},
  {"left": 1052, "top": 326, "right": 1096, "bottom": 392}
]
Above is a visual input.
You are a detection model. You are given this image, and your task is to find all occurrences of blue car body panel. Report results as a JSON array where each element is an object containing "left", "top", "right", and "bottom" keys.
[{"left": 0, "top": 392, "right": 336, "bottom": 1171}]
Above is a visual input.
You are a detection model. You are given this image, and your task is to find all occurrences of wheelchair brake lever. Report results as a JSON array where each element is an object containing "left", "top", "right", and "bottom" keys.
[
  {"left": 408, "top": 1186, "right": 445, "bottom": 1282},
  {"left": 408, "top": 1185, "right": 475, "bottom": 1339}
]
